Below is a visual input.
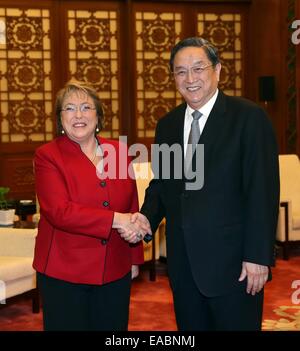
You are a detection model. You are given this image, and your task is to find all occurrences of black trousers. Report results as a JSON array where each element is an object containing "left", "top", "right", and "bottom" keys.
[
  {"left": 170, "top": 247, "right": 264, "bottom": 331},
  {"left": 37, "top": 272, "right": 131, "bottom": 331}
]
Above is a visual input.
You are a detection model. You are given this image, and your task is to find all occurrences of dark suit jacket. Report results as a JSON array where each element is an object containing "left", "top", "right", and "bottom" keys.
[
  {"left": 141, "top": 91, "right": 279, "bottom": 297},
  {"left": 33, "top": 135, "right": 144, "bottom": 285}
]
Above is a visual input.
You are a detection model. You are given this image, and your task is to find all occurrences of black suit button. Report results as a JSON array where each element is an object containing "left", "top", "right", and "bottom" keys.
[
  {"left": 101, "top": 239, "right": 107, "bottom": 245},
  {"left": 100, "top": 181, "right": 106, "bottom": 187},
  {"left": 103, "top": 201, "right": 109, "bottom": 207}
]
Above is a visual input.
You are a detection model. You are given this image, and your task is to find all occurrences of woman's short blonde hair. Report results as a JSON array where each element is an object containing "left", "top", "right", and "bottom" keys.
[{"left": 55, "top": 79, "right": 103, "bottom": 136}]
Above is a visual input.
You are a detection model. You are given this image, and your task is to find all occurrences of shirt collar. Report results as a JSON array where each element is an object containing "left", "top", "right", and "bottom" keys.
[{"left": 186, "top": 88, "right": 219, "bottom": 118}]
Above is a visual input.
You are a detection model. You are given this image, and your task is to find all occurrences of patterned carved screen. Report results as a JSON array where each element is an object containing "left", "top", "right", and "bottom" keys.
[
  {"left": 0, "top": 8, "right": 53, "bottom": 143},
  {"left": 198, "top": 13, "right": 243, "bottom": 96},
  {"left": 67, "top": 10, "right": 120, "bottom": 138},
  {"left": 135, "top": 11, "right": 182, "bottom": 139}
]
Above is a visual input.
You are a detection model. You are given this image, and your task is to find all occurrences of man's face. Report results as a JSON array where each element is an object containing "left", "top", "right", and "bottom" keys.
[{"left": 173, "top": 46, "right": 221, "bottom": 110}]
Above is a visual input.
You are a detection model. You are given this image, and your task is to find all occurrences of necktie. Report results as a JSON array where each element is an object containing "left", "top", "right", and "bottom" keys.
[{"left": 185, "top": 110, "right": 202, "bottom": 170}]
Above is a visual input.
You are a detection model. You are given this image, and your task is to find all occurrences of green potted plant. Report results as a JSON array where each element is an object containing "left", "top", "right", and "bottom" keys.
[{"left": 0, "top": 187, "right": 15, "bottom": 225}]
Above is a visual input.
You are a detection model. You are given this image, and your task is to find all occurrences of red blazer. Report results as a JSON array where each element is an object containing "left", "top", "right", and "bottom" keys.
[{"left": 33, "top": 135, "right": 144, "bottom": 285}]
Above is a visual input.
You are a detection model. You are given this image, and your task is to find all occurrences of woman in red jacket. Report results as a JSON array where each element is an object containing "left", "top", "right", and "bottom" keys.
[{"left": 33, "top": 80, "right": 151, "bottom": 331}]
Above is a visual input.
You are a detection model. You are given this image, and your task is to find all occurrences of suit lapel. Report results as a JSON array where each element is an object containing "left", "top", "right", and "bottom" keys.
[
  {"left": 175, "top": 104, "right": 186, "bottom": 176},
  {"left": 186, "top": 91, "right": 227, "bottom": 179},
  {"left": 161, "top": 103, "right": 186, "bottom": 185},
  {"left": 170, "top": 95, "right": 227, "bottom": 181},
  {"left": 169, "top": 103, "right": 186, "bottom": 148},
  {"left": 199, "top": 90, "right": 227, "bottom": 147},
  {"left": 159, "top": 94, "right": 227, "bottom": 184}
]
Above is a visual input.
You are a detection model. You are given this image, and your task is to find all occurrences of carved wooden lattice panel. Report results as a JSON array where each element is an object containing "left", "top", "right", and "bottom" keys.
[
  {"left": 67, "top": 10, "right": 119, "bottom": 138},
  {"left": 198, "top": 13, "right": 243, "bottom": 96},
  {"left": 135, "top": 12, "right": 182, "bottom": 139},
  {"left": 0, "top": 8, "right": 53, "bottom": 143}
]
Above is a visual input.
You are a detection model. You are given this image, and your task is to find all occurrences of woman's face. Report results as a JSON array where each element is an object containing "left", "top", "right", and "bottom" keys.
[{"left": 60, "top": 91, "right": 97, "bottom": 144}]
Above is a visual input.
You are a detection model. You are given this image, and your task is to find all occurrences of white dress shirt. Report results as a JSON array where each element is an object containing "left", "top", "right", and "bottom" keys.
[{"left": 183, "top": 89, "right": 219, "bottom": 156}]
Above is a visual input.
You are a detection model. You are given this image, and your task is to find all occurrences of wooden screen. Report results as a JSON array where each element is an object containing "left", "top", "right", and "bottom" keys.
[
  {"left": 133, "top": 3, "right": 246, "bottom": 144},
  {"left": 66, "top": 8, "right": 120, "bottom": 138},
  {"left": 135, "top": 10, "right": 182, "bottom": 139},
  {"left": 0, "top": 0, "right": 249, "bottom": 200},
  {"left": 0, "top": 7, "right": 53, "bottom": 143},
  {"left": 197, "top": 12, "right": 243, "bottom": 96}
]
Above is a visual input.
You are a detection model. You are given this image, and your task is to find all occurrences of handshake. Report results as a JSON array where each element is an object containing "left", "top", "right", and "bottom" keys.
[{"left": 113, "top": 212, "right": 152, "bottom": 244}]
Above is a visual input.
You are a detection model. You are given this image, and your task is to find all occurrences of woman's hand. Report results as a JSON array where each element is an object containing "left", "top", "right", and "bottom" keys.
[
  {"left": 113, "top": 212, "right": 151, "bottom": 244},
  {"left": 131, "top": 265, "right": 139, "bottom": 279}
]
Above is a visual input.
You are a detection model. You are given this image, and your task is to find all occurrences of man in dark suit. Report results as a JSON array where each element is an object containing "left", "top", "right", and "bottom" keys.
[{"left": 136, "top": 37, "right": 280, "bottom": 330}]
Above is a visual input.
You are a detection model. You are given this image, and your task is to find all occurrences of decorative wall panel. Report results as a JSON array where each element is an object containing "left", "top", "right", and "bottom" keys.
[
  {"left": 0, "top": 8, "right": 53, "bottom": 143},
  {"left": 198, "top": 13, "right": 242, "bottom": 96},
  {"left": 0, "top": 0, "right": 250, "bottom": 201},
  {"left": 135, "top": 11, "right": 182, "bottom": 139},
  {"left": 67, "top": 10, "right": 120, "bottom": 138}
]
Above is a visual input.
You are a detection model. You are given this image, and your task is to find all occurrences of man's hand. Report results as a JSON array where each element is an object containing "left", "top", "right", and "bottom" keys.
[
  {"left": 131, "top": 212, "right": 152, "bottom": 238},
  {"left": 238, "top": 261, "right": 269, "bottom": 295},
  {"left": 113, "top": 212, "right": 151, "bottom": 244}
]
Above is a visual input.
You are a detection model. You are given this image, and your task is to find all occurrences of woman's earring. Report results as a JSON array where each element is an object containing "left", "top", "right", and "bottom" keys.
[
  {"left": 61, "top": 129, "right": 65, "bottom": 134},
  {"left": 96, "top": 126, "right": 100, "bottom": 133}
]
